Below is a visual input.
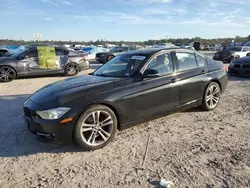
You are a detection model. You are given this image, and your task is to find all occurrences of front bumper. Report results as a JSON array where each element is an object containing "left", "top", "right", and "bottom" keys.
[
  {"left": 78, "top": 60, "right": 90, "bottom": 71},
  {"left": 228, "top": 65, "right": 250, "bottom": 75},
  {"left": 24, "top": 99, "right": 76, "bottom": 145}
]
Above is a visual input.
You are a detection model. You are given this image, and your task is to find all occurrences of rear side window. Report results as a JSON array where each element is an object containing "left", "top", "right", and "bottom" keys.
[
  {"left": 176, "top": 52, "right": 197, "bottom": 71},
  {"left": 195, "top": 53, "right": 206, "bottom": 67}
]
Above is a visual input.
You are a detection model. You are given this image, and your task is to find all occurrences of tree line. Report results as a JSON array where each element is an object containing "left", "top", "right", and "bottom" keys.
[{"left": 1, "top": 35, "right": 250, "bottom": 46}]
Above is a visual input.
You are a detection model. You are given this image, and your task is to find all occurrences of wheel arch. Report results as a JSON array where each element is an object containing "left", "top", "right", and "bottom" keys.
[
  {"left": 0, "top": 65, "right": 18, "bottom": 77},
  {"left": 202, "top": 78, "right": 222, "bottom": 100},
  {"left": 72, "top": 101, "right": 121, "bottom": 139}
]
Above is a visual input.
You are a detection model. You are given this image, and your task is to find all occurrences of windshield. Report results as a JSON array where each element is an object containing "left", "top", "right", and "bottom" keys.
[
  {"left": 93, "top": 54, "right": 146, "bottom": 78},
  {"left": 12, "top": 46, "right": 31, "bottom": 57},
  {"left": 110, "top": 46, "right": 122, "bottom": 52}
]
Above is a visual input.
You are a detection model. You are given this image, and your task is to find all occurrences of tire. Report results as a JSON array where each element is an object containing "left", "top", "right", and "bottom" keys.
[
  {"left": 74, "top": 105, "right": 118, "bottom": 150},
  {"left": 0, "top": 66, "right": 17, "bottom": 82},
  {"left": 229, "top": 56, "right": 235, "bottom": 63},
  {"left": 202, "top": 82, "right": 221, "bottom": 111},
  {"left": 106, "top": 55, "right": 114, "bottom": 62},
  {"left": 64, "top": 63, "right": 79, "bottom": 76}
]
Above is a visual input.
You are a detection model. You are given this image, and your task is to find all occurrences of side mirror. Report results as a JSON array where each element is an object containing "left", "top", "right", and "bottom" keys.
[{"left": 143, "top": 69, "right": 160, "bottom": 78}]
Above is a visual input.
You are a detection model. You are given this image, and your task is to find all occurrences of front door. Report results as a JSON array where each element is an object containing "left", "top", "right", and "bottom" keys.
[
  {"left": 132, "top": 52, "right": 179, "bottom": 119},
  {"left": 18, "top": 48, "right": 47, "bottom": 74}
]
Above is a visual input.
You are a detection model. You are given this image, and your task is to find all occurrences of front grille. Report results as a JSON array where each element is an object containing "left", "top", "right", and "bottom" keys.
[
  {"left": 242, "top": 64, "right": 250, "bottom": 69},
  {"left": 24, "top": 107, "right": 32, "bottom": 118},
  {"left": 234, "top": 64, "right": 241, "bottom": 68}
]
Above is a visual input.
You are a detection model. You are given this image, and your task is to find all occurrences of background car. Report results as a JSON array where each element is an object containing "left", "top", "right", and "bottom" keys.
[
  {"left": 0, "top": 45, "right": 89, "bottom": 82},
  {"left": 213, "top": 46, "right": 250, "bottom": 63},
  {"left": 228, "top": 54, "right": 250, "bottom": 75},
  {"left": 82, "top": 46, "right": 109, "bottom": 60},
  {"left": 23, "top": 47, "right": 228, "bottom": 150},
  {"left": 95, "top": 45, "right": 138, "bottom": 64}
]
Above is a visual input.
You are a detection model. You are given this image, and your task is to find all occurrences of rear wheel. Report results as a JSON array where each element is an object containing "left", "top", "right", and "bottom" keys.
[
  {"left": 74, "top": 105, "right": 117, "bottom": 150},
  {"left": 202, "top": 82, "right": 221, "bottom": 111},
  {"left": 64, "top": 63, "right": 79, "bottom": 76},
  {"left": 0, "top": 66, "right": 16, "bottom": 82}
]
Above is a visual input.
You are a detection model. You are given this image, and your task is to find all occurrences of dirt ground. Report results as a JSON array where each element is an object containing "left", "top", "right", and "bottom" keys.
[{"left": 0, "top": 63, "right": 250, "bottom": 188}]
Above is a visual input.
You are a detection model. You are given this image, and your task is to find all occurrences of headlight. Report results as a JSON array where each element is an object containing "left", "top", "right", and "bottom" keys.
[{"left": 36, "top": 107, "right": 71, "bottom": 120}]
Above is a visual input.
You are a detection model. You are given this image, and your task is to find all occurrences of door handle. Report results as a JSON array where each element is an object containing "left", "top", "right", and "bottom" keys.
[
  {"left": 201, "top": 70, "right": 206, "bottom": 74},
  {"left": 170, "top": 78, "right": 176, "bottom": 83}
]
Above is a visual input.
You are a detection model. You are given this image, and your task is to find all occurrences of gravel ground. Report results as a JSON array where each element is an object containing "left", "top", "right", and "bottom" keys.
[{"left": 0, "top": 63, "right": 250, "bottom": 188}]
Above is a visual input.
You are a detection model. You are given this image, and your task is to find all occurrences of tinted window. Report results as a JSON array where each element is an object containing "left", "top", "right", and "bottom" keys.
[
  {"left": 146, "top": 53, "right": 173, "bottom": 76},
  {"left": 56, "top": 48, "right": 69, "bottom": 56},
  {"left": 195, "top": 53, "right": 206, "bottom": 67},
  {"left": 0, "top": 50, "right": 8, "bottom": 57},
  {"left": 122, "top": 47, "right": 129, "bottom": 52},
  {"left": 26, "top": 49, "right": 38, "bottom": 58},
  {"left": 242, "top": 47, "right": 250, "bottom": 52},
  {"left": 176, "top": 52, "right": 197, "bottom": 71}
]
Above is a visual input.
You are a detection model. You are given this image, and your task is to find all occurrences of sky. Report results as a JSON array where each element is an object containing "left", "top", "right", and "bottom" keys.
[{"left": 0, "top": 0, "right": 250, "bottom": 41}]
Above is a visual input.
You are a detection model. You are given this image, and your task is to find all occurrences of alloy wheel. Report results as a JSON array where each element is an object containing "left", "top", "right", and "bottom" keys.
[
  {"left": 205, "top": 84, "right": 220, "bottom": 109},
  {"left": 80, "top": 110, "right": 114, "bottom": 146},
  {"left": 0, "top": 66, "right": 16, "bottom": 82},
  {"left": 66, "top": 63, "right": 79, "bottom": 76}
]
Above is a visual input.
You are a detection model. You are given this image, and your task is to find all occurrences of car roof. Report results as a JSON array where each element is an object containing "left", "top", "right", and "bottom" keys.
[{"left": 125, "top": 46, "right": 196, "bottom": 56}]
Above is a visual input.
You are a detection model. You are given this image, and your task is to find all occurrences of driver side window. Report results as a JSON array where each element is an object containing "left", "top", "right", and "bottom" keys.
[
  {"left": 145, "top": 53, "right": 173, "bottom": 76},
  {"left": 26, "top": 49, "right": 38, "bottom": 58}
]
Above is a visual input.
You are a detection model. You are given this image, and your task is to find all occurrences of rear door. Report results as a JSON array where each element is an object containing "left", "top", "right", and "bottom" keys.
[{"left": 174, "top": 50, "right": 208, "bottom": 106}]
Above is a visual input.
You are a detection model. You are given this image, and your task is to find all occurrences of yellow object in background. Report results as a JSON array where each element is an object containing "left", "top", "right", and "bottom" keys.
[{"left": 37, "top": 46, "right": 56, "bottom": 69}]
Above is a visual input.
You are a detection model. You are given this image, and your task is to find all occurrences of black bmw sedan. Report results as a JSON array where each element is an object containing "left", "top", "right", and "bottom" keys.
[
  {"left": 24, "top": 47, "right": 228, "bottom": 150},
  {"left": 228, "top": 55, "right": 250, "bottom": 75}
]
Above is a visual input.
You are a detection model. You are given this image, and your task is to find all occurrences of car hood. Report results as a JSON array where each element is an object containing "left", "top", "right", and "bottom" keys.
[
  {"left": 234, "top": 56, "right": 250, "bottom": 64},
  {"left": 29, "top": 75, "right": 121, "bottom": 104}
]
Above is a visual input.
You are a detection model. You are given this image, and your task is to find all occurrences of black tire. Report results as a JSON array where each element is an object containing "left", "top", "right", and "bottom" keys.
[
  {"left": 229, "top": 56, "right": 235, "bottom": 63},
  {"left": 64, "top": 63, "right": 79, "bottom": 76},
  {"left": 202, "top": 82, "right": 221, "bottom": 111},
  {"left": 74, "top": 105, "right": 118, "bottom": 150},
  {"left": 0, "top": 66, "right": 17, "bottom": 82},
  {"left": 106, "top": 55, "right": 114, "bottom": 62}
]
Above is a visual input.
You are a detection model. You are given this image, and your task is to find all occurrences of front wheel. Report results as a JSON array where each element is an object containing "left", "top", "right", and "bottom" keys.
[
  {"left": 0, "top": 66, "right": 17, "bottom": 82},
  {"left": 64, "top": 63, "right": 79, "bottom": 76},
  {"left": 202, "top": 82, "right": 221, "bottom": 111},
  {"left": 74, "top": 105, "right": 118, "bottom": 150}
]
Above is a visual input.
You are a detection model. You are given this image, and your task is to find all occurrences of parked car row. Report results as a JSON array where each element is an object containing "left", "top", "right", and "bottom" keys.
[
  {"left": 95, "top": 46, "right": 140, "bottom": 64},
  {"left": 213, "top": 46, "right": 250, "bottom": 63}
]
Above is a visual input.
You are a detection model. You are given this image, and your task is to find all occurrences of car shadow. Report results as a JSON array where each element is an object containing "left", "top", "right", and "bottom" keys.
[
  {"left": 228, "top": 75, "right": 250, "bottom": 81},
  {"left": 0, "top": 94, "right": 85, "bottom": 158}
]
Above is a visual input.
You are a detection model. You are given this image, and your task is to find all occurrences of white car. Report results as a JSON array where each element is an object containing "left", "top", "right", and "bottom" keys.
[{"left": 231, "top": 46, "right": 250, "bottom": 59}]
